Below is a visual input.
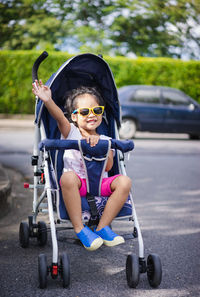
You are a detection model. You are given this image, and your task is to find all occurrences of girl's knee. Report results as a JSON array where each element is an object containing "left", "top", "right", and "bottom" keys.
[
  {"left": 120, "top": 175, "right": 132, "bottom": 191},
  {"left": 60, "top": 171, "right": 79, "bottom": 188},
  {"left": 112, "top": 175, "right": 132, "bottom": 192}
]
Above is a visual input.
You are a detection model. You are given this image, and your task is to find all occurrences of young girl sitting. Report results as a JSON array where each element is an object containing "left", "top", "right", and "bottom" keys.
[{"left": 32, "top": 80, "right": 132, "bottom": 251}]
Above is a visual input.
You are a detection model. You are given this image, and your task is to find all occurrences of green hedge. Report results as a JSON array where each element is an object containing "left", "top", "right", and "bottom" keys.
[
  {"left": 0, "top": 51, "right": 73, "bottom": 114},
  {"left": 0, "top": 50, "right": 200, "bottom": 114}
]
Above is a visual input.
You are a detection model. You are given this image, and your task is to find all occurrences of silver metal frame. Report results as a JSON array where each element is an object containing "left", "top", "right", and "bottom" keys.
[
  {"left": 30, "top": 106, "right": 60, "bottom": 263},
  {"left": 31, "top": 98, "right": 145, "bottom": 265},
  {"left": 115, "top": 123, "right": 144, "bottom": 259}
]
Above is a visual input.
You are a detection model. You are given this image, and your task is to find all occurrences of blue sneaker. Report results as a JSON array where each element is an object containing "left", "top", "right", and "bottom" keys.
[
  {"left": 76, "top": 226, "right": 103, "bottom": 251},
  {"left": 94, "top": 226, "right": 125, "bottom": 247}
]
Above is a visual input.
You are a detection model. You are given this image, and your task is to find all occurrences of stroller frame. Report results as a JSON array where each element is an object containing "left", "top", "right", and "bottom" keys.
[{"left": 19, "top": 51, "right": 162, "bottom": 289}]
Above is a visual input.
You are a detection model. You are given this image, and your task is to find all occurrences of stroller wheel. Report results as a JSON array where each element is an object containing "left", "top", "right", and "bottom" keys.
[
  {"left": 60, "top": 253, "right": 70, "bottom": 288},
  {"left": 38, "top": 254, "right": 48, "bottom": 289},
  {"left": 126, "top": 254, "right": 140, "bottom": 288},
  {"left": 19, "top": 222, "right": 29, "bottom": 248},
  {"left": 37, "top": 221, "right": 47, "bottom": 246},
  {"left": 147, "top": 253, "right": 162, "bottom": 288}
]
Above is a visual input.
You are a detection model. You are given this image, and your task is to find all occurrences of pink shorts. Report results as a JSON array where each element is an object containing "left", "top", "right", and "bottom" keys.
[{"left": 77, "top": 174, "right": 121, "bottom": 197}]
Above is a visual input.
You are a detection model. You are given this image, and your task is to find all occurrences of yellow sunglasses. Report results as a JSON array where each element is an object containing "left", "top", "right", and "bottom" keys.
[{"left": 72, "top": 106, "right": 104, "bottom": 116}]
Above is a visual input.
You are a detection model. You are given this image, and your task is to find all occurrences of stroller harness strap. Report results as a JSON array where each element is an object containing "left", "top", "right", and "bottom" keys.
[
  {"left": 78, "top": 139, "right": 111, "bottom": 197},
  {"left": 86, "top": 192, "right": 99, "bottom": 220},
  {"left": 79, "top": 139, "right": 111, "bottom": 221}
]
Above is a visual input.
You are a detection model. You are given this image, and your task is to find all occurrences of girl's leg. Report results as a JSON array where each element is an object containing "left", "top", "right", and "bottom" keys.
[
  {"left": 96, "top": 175, "right": 132, "bottom": 231},
  {"left": 60, "top": 171, "right": 84, "bottom": 233}
]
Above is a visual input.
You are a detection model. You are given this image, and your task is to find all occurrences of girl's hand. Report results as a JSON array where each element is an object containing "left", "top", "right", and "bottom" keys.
[
  {"left": 32, "top": 79, "right": 52, "bottom": 102},
  {"left": 84, "top": 135, "right": 100, "bottom": 147}
]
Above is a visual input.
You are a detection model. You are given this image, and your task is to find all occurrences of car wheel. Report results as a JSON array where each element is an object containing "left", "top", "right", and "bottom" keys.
[
  {"left": 119, "top": 118, "right": 137, "bottom": 139},
  {"left": 189, "top": 134, "right": 200, "bottom": 140}
]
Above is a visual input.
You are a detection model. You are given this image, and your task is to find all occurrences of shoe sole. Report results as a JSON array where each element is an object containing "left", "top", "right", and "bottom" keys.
[
  {"left": 103, "top": 236, "right": 125, "bottom": 247},
  {"left": 84, "top": 238, "right": 103, "bottom": 251}
]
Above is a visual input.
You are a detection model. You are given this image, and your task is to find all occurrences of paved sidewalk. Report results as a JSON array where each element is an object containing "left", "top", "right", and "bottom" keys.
[
  {"left": 0, "top": 115, "right": 34, "bottom": 217},
  {"left": 0, "top": 164, "right": 12, "bottom": 218}
]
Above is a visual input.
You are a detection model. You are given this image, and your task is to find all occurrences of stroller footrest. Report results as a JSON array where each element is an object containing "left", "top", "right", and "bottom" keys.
[{"left": 39, "top": 203, "right": 48, "bottom": 209}]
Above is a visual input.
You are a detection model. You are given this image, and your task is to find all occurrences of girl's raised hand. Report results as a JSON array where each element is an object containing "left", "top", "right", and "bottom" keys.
[{"left": 32, "top": 79, "right": 52, "bottom": 102}]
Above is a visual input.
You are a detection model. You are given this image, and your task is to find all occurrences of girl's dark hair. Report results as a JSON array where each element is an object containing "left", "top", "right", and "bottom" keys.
[{"left": 64, "top": 86, "right": 104, "bottom": 121}]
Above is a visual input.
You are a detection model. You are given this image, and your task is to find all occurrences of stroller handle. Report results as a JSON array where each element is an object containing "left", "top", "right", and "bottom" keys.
[
  {"left": 39, "top": 139, "right": 134, "bottom": 155},
  {"left": 32, "top": 51, "right": 48, "bottom": 82}
]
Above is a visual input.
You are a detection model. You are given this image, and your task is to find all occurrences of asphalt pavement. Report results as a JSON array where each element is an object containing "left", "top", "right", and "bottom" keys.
[{"left": 0, "top": 115, "right": 200, "bottom": 297}]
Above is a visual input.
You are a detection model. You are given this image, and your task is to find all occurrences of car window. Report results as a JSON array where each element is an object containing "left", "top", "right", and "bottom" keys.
[
  {"left": 118, "top": 88, "right": 132, "bottom": 99},
  {"left": 162, "top": 90, "right": 190, "bottom": 106},
  {"left": 130, "top": 89, "right": 160, "bottom": 104}
]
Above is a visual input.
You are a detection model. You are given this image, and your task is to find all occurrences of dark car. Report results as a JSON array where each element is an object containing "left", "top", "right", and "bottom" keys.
[{"left": 118, "top": 85, "right": 200, "bottom": 139}]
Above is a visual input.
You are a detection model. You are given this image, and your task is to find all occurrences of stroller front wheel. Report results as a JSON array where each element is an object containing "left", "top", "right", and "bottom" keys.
[
  {"left": 126, "top": 254, "right": 140, "bottom": 288},
  {"left": 147, "top": 253, "right": 162, "bottom": 288},
  {"left": 60, "top": 253, "right": 70, "bottom": 288},
  {"left": 38, "top": 254, "right": 48, "bottom": 289},
  {"left": 37, "top": 221, "right": 47, "bottom": 246},
  {"left": 19, "top": 222, "right": 29, "bottom": 248}
]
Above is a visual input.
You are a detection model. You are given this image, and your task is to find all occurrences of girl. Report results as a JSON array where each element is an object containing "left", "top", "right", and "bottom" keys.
[{"left": 32, "top": 80, "right": 132, "bottom": 251}]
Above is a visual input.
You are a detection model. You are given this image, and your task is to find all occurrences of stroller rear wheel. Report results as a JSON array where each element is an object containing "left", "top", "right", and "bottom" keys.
[
  {"left": 19, "top": 222, "right": 29, "bottom": 248},
  {"left": 147, "top": 253, "right": 162, "bottom": 288},
  {"left": 38, "top": 254, "right": 48, "bottom": 289},
  {"left": 126, "top": 254, "right": 140, "bottom": 288},
  {"left": 60, "top": 253, "right": 70, "bottom": 288},
  {"left": 37, "top": 221, "right": 47, "bottom": 246}
]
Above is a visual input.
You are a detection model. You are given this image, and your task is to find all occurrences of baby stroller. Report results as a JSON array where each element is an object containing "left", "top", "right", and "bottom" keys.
[{"left": 19, "top": 51, "right": 162, "bottom": 289}]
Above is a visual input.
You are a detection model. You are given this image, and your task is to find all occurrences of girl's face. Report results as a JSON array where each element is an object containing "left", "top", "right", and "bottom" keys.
[{"left": 71, "top": 93, "right": 103, "bottom": 134}]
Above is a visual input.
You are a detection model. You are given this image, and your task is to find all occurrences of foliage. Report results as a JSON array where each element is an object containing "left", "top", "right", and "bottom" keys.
[
  {"left": 0, "top": 50, "right": 200, "bottom": 114},
  {"left": 109, "top": 0, "right": 200, "bottom": 58},
  {"left": 0, "top": 50, "right": 73, "bottom": 113},
  {"left": 0, "top": 0, "right": 200, "bottom": 59},
  {"left": 0, "top": 0, "right": 72, "bottom": 50}
]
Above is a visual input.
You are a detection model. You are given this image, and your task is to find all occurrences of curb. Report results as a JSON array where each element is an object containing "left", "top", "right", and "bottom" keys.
[
  {"left": 0, "top": 114, "right": 34, "bottom": 129},
  {"left": 0, "top": 164, "right": 12, "bottom": 219}
]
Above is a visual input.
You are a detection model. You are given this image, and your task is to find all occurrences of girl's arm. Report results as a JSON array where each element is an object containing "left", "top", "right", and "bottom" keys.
[
  {"left": 105, "top": 150, "right": 114, "bottom": 171},
  {"left": 32, "top": 80, "right": 70, "bottom": 138}
]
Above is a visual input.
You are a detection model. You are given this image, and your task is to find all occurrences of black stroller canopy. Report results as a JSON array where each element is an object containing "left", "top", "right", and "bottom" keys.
[{"left": 45, "top": 53, "right": 120, "bottom": 126}]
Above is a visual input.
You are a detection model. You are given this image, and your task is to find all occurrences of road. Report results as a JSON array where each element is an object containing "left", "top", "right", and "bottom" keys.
[{"left": 0, "top": 127, "right": 200, "bottom": 297}]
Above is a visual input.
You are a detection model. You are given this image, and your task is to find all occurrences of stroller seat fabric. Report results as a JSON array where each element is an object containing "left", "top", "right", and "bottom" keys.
[{"left": 39, "top": 138, "right": 134, "bottom": 221}]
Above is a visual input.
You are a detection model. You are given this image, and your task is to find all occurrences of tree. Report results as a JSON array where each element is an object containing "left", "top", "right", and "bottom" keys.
[
  {"left": 0, "top": 0, "right": 199, "bottom": 59},
  {"left": 109, "top": 0, "right": 200, "bottom": 59},
  {"left": 60, "top": 0, "right": 200, "bottom": 59},
  {"left": 58, "top": 0, "right": 117, "bottom": 55},
  {"left": 0, "top": 0, "right": 72, "bottom": 50}
]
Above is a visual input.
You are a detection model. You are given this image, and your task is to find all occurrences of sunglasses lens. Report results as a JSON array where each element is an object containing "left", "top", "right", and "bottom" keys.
[
  {"left": 76, "top": 106, "right": 104, "bottom": 116},
  {"left": 93, "top": 107, "right": 103, "bottom": 115},
  {"left": 79, "top": 108, "right": 90, "bottom": 116}
]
